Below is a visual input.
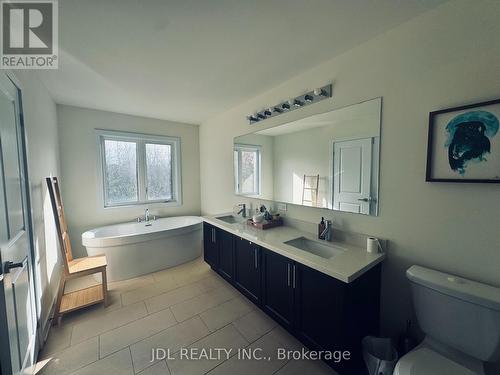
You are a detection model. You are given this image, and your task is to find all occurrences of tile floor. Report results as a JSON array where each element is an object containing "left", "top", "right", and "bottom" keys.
[{"left": 35, "top": 257, "right": 337, "bottom": 375}]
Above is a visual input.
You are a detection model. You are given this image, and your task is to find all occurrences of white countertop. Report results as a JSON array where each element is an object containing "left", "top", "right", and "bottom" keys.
[{"left": 203, "top": 214, "right": 385, "bottom": 283}]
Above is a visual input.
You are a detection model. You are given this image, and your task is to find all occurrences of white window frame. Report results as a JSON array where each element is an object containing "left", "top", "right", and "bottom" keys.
[
  {"left": 234, "top": 143, "right": 261, "bottom": 196},
  {"left": 96, "top": 129, "right": 182, "bottom": 208}
]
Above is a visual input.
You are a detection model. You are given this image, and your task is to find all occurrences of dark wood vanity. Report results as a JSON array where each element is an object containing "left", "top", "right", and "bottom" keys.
[{"left": 203, "top": 221, "right": 381, "bottom": 375}]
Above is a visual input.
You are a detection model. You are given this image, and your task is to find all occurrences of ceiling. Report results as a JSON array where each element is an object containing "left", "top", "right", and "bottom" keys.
[{"left": 38, "top": 0, "right": 446, "bottom": 124}]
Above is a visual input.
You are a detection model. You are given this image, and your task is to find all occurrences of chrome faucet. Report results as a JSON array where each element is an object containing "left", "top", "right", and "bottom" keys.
[
  {"left": 137, "top": 208, "right": 152, "bottom": 223},
  {"left": 320, "top": 220, "right": 332, "bottom": 241},
  {"left": 237, "top": 204, "right": 246, "bottom": 218}
]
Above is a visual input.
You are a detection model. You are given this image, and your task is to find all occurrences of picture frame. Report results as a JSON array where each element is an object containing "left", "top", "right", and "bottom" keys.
[{"left": 426, "top": 98, "right": 500, "bottom": 183}]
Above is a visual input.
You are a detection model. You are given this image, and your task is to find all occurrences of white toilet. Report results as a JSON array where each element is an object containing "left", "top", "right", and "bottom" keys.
[{"left": 393, "top": 265, "right": 500, "bottom": 375}]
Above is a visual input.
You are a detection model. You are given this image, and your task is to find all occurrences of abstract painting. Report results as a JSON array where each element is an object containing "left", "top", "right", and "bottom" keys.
[{"left": 426, "top": 98, "right": 500, "bottom": 183}]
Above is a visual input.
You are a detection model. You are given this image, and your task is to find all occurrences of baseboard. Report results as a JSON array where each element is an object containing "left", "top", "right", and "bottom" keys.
[{"left": 37, "top": 292, "right": 57, "bottom": 357}]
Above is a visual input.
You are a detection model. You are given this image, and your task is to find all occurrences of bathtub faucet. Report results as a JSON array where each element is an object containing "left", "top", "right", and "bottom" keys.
[{"left": 137, "top": 209, "right": 156, "bottom": 223}]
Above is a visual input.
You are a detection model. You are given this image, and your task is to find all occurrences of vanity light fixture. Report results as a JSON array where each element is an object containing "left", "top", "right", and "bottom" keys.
[
  {"left": 248, "top": 83, "right": 332, "bottom": 124},
  {"left": 314, "top": 87, "right": 327, "bottom": 97}
]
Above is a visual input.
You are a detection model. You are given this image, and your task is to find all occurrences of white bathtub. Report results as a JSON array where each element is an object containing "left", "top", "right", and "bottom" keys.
[{"left": 82, "top": 216, "right": 202, "bottom": 281}]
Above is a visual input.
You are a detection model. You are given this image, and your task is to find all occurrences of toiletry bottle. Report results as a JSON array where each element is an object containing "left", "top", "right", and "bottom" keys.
[{"left": 318, "top": 217, "right": 325, "bottom": 239}]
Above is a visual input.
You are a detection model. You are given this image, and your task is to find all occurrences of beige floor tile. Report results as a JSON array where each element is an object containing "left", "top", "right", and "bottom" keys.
[
  {"left": 130, "top": 316, "right": 210, "bottom": 373},
  {"left": 275, "top": 359, "right": 338, "bottom": 375},
  {"left": 232, "top": 309, "right": 277, "bottom": 343},
  {"left": 39, "top": 324, "right": 73, "bottom": 357},
  {"left": 193, "top": 274, "right": 228, "bottom": 293},
  {"left": 71, "top": 302, "right": 147, "bottom": 344},
  {"left": 145, "top": 284, "right": 203, "bottom": 314},
  {"left": 100, "top": 308, "right": 178, "bottom": 357},
  {"left": 108, "top": 274, "right": 156, "bottom": 293},
  {"left": 121, "top": 277, "right": 180, "bottom": 306},
  {"left": 266, "top": 326, "right": 305, "bottom": 352},
  {"left": 35, "top": 337, "right": 98, "bottom": 375},
  {"left": 167, "top": 324, "right": 248, "bottom": 375},
  {"left": 72, "top": 348, "right": 134, "bottom": 375},
  {"left": 153, "top": 257, "right": 209, "bottom": 284},
  {"left": 172, "top": 264, "right": 212, "bottom": 286},
  {"left": 151, "top": 268, "right": 178, "bottom": 283},
  {"left": 170, "top": 285, "right": 238, "bottom": 322},
  {"left": 200, "top": 296, "right": 255, "bottom": 331},
  {"left": 207, "top": 327, "right": 304, "bottom": 375},
  {"left": 38, "top": 258, "right": 332, "bottom": 375},
  {"left": 137, "top": 360, "right": 170, "bottom": 374}
]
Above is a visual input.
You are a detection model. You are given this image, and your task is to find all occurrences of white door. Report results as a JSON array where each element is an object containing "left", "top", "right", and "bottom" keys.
[
  {"left": 333, "top": 138, "right": 373, "bottom": 214},
  {"left": 0, "top": 74, "right": 36, "bottom": 375}
]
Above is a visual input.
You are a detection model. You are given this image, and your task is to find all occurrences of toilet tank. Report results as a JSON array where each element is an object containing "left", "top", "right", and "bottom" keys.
[{"left": 407, "top": 265, "right": 500, "bottom": 362}]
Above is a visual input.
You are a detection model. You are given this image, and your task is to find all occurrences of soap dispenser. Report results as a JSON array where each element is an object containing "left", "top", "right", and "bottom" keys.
[{"left": 318, "top": 217, "right": 325, "bottom": 239}]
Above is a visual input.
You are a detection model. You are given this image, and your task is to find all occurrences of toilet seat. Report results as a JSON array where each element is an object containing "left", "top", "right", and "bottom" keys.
[{"left": 393, "top": 347, "right": 477, "bottom": 375}]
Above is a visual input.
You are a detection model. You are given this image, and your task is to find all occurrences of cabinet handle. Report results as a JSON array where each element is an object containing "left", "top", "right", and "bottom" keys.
[
  {"left": 213, "top": 229, "right": 216, "bottom": 243},
  {"left": 211, "top": 228, "right": 214, "bottom": 243},
  {"left": 254, "top": 248, "right": 258, "bottom": 269},
  {"left": 287, "top": 263, "right": 291, "bottom": 287},
  {"left": 292, "top": 264, "right": 296, "bottom": 288}
]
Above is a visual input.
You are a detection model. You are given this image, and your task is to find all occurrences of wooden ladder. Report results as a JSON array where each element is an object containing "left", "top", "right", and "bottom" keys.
[
  {"left": 301, "top": 174, "right": 320, "bottom": 207},
  {"left": 46, "top": 177, "right": 108, "bottom": 325}
]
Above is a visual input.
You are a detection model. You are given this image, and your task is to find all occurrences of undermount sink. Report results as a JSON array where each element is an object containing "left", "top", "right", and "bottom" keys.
[
  {"left": 215, "top": 215, "right": 240, "bottom": 224},
  {"left": 284, "top": 237, "right": 345, "bottom": 259}
]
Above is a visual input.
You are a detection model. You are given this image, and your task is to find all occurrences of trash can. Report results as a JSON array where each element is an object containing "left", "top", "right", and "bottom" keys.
[{"left": 362, "top": 336, "right": 398, "bottom": 375}]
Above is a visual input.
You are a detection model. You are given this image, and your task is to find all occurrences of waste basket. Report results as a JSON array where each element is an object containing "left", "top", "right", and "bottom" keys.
[{"left": 362, "top": 336, "right": 398, "bottom": 375}]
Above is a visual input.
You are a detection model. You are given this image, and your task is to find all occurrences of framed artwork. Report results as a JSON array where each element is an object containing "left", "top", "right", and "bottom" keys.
[{"left": 426, "top": 98, "right": 500, "bottom": 183}]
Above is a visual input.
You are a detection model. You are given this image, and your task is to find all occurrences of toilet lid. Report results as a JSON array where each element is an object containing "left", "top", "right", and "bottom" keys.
[{"left": 394, "top": 348, "right": 477, "bottom": 375}]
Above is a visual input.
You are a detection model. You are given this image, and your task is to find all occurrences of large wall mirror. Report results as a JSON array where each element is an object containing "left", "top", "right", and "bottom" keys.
[{"left": 234, "top": 97, "right": 382, "bottom": 216}]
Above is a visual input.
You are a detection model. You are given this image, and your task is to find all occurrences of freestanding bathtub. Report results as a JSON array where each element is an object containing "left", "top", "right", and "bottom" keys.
[{"left": 82, "top": 216, "right": 202, "bottom": 281}]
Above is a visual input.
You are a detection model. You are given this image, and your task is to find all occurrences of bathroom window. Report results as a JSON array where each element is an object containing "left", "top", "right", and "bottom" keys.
[
  {"left": 97, "top": 130, "right": 181, "bottom": 207},
  {"left": 234, "top": 144, "right": 261, "bottom": 196}
]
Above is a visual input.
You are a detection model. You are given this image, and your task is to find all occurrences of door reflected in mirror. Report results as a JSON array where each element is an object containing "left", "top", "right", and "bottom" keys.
[{"left": 234, "top": 97, "right": 381, "bottom": 216}]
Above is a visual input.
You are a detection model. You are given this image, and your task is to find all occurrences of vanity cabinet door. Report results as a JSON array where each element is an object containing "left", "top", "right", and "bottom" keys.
[
  {"left": 293, "top": 262, "right": 345, "bottom": 352},
  {"left": 234, "top": 237, "right": 261, "bottom": 304},
  {"left": 217, "top": 229, "right": 234, "bottom": 281},
  {"left": 203, "top": 223, "right": 218, "bottom": 268},
  {"left": 262, "top": 249, "right": 294, "bottom": 330}
]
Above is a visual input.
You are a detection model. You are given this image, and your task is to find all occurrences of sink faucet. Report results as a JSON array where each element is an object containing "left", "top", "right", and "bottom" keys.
[
  {"left": 320, "top": 220, "right": 332, "bottom": 241},
  {"left": 237, "top": 204, "right": 246, "bottom": 218}
]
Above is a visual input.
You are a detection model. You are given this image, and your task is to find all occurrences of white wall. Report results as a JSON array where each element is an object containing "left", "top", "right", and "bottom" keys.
[
  {"left": 12, "top": 71, "right": 62, "bottom": 337},
  {"left": 273, "top": 128, "right": 331, "bottom": 207},
  {"left": 57, "top": 105, "right": 201, "bottom": 257},
  {"left": 200, "top": 0, "right": 500, "bottom": 351}
]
